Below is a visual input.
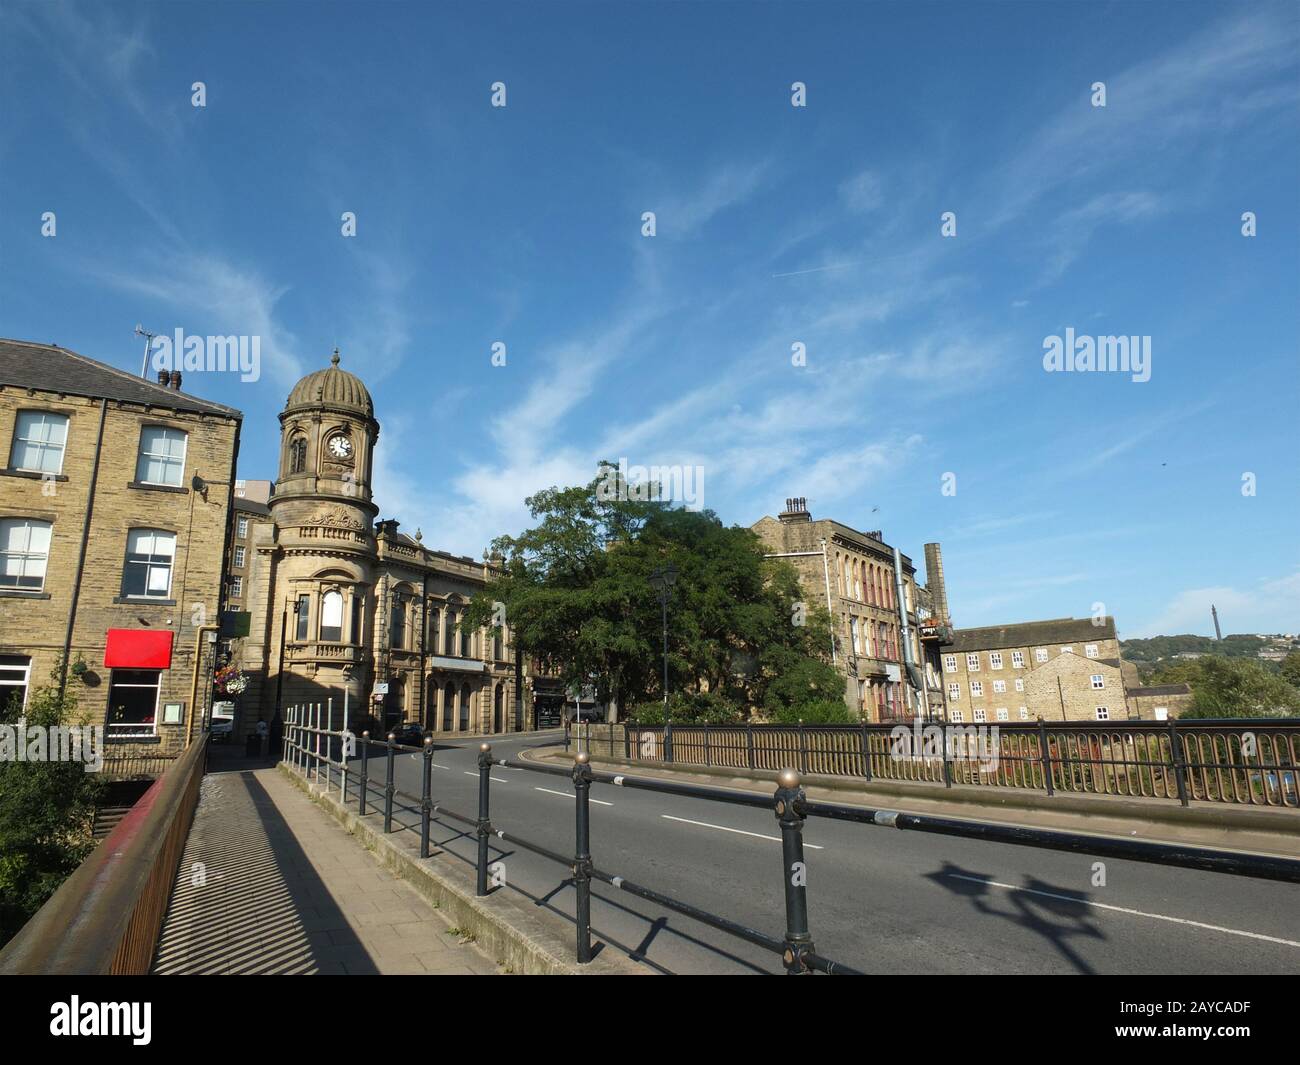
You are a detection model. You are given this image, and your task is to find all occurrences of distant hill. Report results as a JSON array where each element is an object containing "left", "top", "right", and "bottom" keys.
[{"left": 1121, "top": 634, "right": 1268, "bottom": 665}]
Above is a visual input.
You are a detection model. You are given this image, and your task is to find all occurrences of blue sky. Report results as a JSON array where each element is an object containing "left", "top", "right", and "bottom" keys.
[{"left": 1, "top": 0, "right": 1296, "bottom": 639}]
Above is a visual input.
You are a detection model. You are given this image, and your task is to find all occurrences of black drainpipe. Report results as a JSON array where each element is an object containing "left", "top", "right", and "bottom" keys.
[{"left": 59, "top": 399, "right": 107, "bottom": 699}]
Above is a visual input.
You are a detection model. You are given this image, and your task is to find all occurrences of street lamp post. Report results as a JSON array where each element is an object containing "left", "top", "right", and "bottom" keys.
[{"left": 648, "top": 564, "right": 679, "bottom": 710}]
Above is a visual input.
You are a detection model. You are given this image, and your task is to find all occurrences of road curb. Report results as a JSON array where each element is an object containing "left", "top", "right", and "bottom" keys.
[{"left": 278, "top": 763, "right": 646, "bottom": 976}]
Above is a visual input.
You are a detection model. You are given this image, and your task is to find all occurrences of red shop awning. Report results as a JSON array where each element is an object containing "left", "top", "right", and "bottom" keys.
[{"left": 104, "top": 629, "right": 174, "bottom": 669}]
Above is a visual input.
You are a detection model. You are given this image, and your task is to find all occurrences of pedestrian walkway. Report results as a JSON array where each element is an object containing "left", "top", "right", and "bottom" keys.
[{"left": 152, "top": 747, "right": 499, "bottom": 974}]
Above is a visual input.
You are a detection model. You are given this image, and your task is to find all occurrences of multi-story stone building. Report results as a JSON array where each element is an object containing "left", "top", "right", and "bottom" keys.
[
  {"left": 0, "top": 339, "right": 241, "bottom": 774},
  {"left": 752, "top": 498, "right": 936, "bottom": 722},
  {"left": 225, "top": 478, "right": 272, "bottom": 614},
  {"left": 225, "top": 350, "right": 531, "bottom": 741},
  {"left": 938, "top": 616, "right": 1125, "bottom": 723}
]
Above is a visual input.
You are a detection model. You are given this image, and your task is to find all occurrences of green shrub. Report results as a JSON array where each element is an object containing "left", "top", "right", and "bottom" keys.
[
  {"left": 766, "top": 698, "right": 857, "bottom": 725},
  {"left": 629, "top": 690, "right": 743, "bottom": 725}
]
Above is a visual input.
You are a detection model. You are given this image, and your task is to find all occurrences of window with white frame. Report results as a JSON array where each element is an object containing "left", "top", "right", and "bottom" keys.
[
  {"left": 966, "top": 653, "right": 980, "bottom": 671},
  {"left": 107, "top": 669, "right": 161, "bottom": 737},
  {"left": 949, "top": 710, "right": 964, "bottom": 722},
  {"left": 990, "top": 652, "right": 1003, "bottom": 669},
  {"left": 0, "top": 518, "right": 51, "bottom": 590},
  {"left": 1014, "top": 678, "right": 1024, "bottom": 692},
  {"left": 135, "top": 426, "right": 188, "bottom": 487},
  {"left": 11, "top": 411, "right": 69, "bottom": 474},
  {"left": 1011, "top": 651, "right": 1025, "bottom": 668},
  {"left": 1018, "top": 707, "right": 1029, "bottom": 720},
  {"left": 1095, "top": 706, "right": 1109, "bottom": 720},
  {"left": 970, "top": 680, "right": 983, "bottom": 697},
  {"left": 320, "top": 589, "right": 344, "bottom": 642},
  {"left": 1085, "top": 644, "right": 1099, "bottom": 658},
  {"left": 0, "top": 655, "right": 31, "bottom": 714},
  {"left": 993, "top": 679, "right": 1006, "bottom": 693},
  {"left": 237, "top": 515, "right": 249, "bottom": 538},
  {"left": 1035, "top": 648, "right": 1049, "bottom": 663},
  {"left": 1090, "top": 674, "right": 1105, "bottom": 690},
  {"left": 996, "top": 708, "right": 1008, "bottom": 721},
  {"left": 948, "top": 683, "right": 961, "bottom": 701},
  {"left": 233, "top": 545, "right": 246, "bottom": 568},
  {"left": 121, "top": 529, "right": 176, "bottom": 598},
  {"left": 230, "top": 575, "right": 243, "bottom": 598},
  {"left": 944, "top": 654, "right": 956, "bottom": 672},
  {"left": 973, "top": 708, "right": 986, "bottom": 723}
]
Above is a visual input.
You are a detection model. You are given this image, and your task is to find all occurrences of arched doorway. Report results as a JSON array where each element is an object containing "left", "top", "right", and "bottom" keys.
[
  {"left": 459, "top": 682, "right": 471, "bottom": 732},
  {"left": 493, "top": 683, "right": 503, "bottom": 733}
]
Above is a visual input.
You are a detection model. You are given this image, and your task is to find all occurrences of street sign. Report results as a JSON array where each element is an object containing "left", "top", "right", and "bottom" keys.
[{"left": 374, "top": 682, "right": 389, "bottom": 695}]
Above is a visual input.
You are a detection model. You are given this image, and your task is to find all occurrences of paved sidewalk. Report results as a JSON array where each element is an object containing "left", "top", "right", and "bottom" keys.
[{"left": 152, "top": 751, "right": 499, "bottom": 975}]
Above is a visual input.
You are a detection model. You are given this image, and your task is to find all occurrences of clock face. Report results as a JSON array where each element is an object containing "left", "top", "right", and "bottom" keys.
[{"left": 327, "top": 434, "right": 353, "bottom": 459}]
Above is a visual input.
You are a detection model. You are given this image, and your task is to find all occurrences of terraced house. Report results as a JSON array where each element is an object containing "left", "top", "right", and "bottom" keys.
[{"left": 0, "top": 339, "right": 241, "bottom": 777}]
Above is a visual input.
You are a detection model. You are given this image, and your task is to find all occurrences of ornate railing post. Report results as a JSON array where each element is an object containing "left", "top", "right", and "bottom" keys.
[
  {"left": 572, "top": 751, "right": 594, "bottom": 963},
  {"left": 773, "top": 768, "right": 815, "bottom": 974},
  {"left": 665, "top": 718, "right": 674, "bottom": 763},
  {"left": 1037, "top": 717, "right": 1055, "bottom": 796},
  {"left": 1169, "top": 719, "right": 1190, "bottom": 806},
  {"left": 941, "top": 719, "right": 952, "bottom": 788},
  {"left": 420, "top": 737, "right": 434, "bottom": 859},
  {"left": 705, "top": 724, "right": 712, "bottom": 767},
  {"left": 798, "top": 719, "right": 808, "bottom": 775},
  {"left": 358, "top": 731, "right": 370, "bottom": 814},
  {"left": 383, "top": 733, "right": 396, "bottom": 833},
  {"left": 747, "top": 724, "right": 756, "bottom": 771},
  {"left": 860, "top": 719, "right": 873, "bottom": 781},
  {"left": 476, "top": 743, "right": 493, "bottom": 895}
]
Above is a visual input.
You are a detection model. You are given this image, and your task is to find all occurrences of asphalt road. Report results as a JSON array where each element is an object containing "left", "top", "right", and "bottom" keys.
[{"left": 345, "top": 731, "right": 1300, "bottom": 975}]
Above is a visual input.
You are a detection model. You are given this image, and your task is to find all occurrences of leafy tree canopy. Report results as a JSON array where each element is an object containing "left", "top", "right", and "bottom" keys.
[{"left": 1163, "top": 656, "right": 1300, "bottom": 719}]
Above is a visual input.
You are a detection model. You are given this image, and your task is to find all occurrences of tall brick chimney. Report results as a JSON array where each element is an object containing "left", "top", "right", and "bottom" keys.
[{"left": 924, "top": 542, "right": 949, "bottom": 625}]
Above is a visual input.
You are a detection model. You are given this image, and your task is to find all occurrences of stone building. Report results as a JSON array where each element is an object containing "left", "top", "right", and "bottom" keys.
[
  {"left": 0, "top": 339, "right": 241, "bottom": 774},
  {"left": 751, "top": 498, "right": 937, "bottom": 722},
  {"left": 938, "top": 616, "right": 1124, "bottom": 723},
  {"left": 1124, "top": 683, "right": 1193, "bottom": 721},
  {"left": 225, "top": 478, "right": 272, "bottom": 614},
  {"left": 225, "top": 351, "right": 530, "bottom": 740}
]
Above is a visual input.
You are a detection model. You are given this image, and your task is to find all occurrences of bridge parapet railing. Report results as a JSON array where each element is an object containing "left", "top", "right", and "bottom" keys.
[
  {"left": 597, "top": 719, "right": 1300, "bottom": 808},
  {"left": 280, "top": 705, "right": 1300, "bottom": 975}
]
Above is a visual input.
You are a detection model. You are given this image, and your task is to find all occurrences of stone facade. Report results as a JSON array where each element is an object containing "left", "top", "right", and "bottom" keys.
[
  {"left": 224, "top": 351, "right": 530, "bottom": 740},
  {"left": 0, "top": 339, "right": 241, "bottom": 775},
  {"left": 939, "top": 616, "right": 1123, "bottom": 723},
  {"left": 751, "top": 498, "right": 934, "bottom": 722},
  {"left": 1124, "top": 683, "right": 1194, "bottom": 721}
]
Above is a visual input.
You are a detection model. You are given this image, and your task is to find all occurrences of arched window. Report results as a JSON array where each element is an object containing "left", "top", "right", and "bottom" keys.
[
  {"left": 442, "top": 681, "right": 455, "bottom": 731},
  {"left": 444, "top": 609, "right": 456, "bottom": 655},
  {"left": 493, "top": 684, "right": 503, "bottom": 733},
  {"left": 320, "top": 589, "right": 343, "bottom": 642},
  {"left": 289, "top": 436, "right": 307, "bottom": 474},
  {"left": 428, "top": 607, "right": 440, "bottom": 653},
  {"left": 459, "top": 683, "right": 471, "bottom": 730},
  {"left": 460, "top": 623, "right": 471, "bottom": 658},
  {"left": 390, "top": 597, "right": 406, "bottom": 649}
]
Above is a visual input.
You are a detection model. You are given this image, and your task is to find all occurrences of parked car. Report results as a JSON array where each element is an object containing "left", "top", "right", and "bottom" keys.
[
  {"left": 391, "top": 721, "right": 424, "bottom": 747},
  {"left": 210, "top": 717, "right": 234, "bottom": 743}
]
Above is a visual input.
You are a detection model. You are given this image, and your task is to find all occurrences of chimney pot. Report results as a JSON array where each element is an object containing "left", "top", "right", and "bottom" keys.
[
  {"left": 169, "top": 370, "right": 182, "bottom": 390},
  {"left": 157, "top": 369, "right": 170, "bottom": 386}
]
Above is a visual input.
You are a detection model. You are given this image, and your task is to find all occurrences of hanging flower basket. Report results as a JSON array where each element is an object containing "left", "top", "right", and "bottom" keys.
[{"left": 214, "top": 664, "right": 249, "bottom": 696}]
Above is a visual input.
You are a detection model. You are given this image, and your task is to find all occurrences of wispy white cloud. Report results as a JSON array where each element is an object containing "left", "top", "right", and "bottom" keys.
[{"left": 1131, "top": 569, "right": 1300, "bottom": 638}]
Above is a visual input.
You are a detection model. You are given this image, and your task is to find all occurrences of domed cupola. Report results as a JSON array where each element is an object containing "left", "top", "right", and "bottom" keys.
[{"left": 285, "top": 348, "right": 374, "bottom": 419}]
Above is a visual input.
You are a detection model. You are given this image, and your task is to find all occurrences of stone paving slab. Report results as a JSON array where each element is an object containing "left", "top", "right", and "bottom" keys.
[{"left": 152, "top": 754, "right": 499, "bottom": 975}]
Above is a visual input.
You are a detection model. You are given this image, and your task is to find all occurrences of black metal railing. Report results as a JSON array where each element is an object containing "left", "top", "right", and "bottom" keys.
[
  {"left": 600, "top": 718, "right": 1300, "bottom": 808},
  {"left": 281, "top": 704, "right": 1300, "bottom": 974}
]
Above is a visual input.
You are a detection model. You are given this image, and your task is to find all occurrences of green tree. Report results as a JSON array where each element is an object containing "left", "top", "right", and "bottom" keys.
[
  {"left": 462, "top": 466, "right": 839, "bottom": 718},
  {"left": 0, "top": 668, "right": 104, "bottom": 946},
  {"left": 1279, "top": 650, "right": 1300, "bottom": 689},
  {"left": 1175, "top": 656, "right": 1300, "bottom": 719}
]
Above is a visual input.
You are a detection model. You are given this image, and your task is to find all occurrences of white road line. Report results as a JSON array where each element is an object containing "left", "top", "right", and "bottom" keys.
[
  {"left": 535, "top": 786, "right": 613, "bottom": 807},
  {"left": 463, "top": 771, "right": 510, "bottom": 783},
  {"left": 661, "top": 814, "right": 825, "bottom": 850},
  {"left": 946, "top": 874, "right": 1300, "bottom": 949}
]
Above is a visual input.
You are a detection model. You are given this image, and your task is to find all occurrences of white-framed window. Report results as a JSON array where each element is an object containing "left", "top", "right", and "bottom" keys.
[
  {"left": 0, "top": 518, "right": 52, "bottom": 591},
  {"left": 135, "top": 426, "right": 188, "bottom": 487},
  {"left": 1018, "top": 707, "right": 1029, "bottom": 720},
  {"left": 233, "top": 545, "right": 246, "bottom": 568},
  {"left": 973, "top": 708, "right": 987, "bottom": 723},
  {"left": 1154, "top": 707, "right": 1168, "bottom": 721},
  {"left": 237, "top": 515, "right": 249, "bottom": 538},
  {"left": 121, "top": 528, "right": 176, "bottom": 598},
  {"left": 230, "top": 575, "right": 243, "bottom": 598},
  {"left": 990, "top": 652, "right": 1003, "bottom": 670},
  {"left": 1090, "top": 674, "right": 1105, "bottom": 690},
  {"left": 944, "top": 654, "right": 957, "bottom": 672},
  {"left": 949, "top": 710, "right": 964, "bottom": 722},
  {"left": 993, "top": 679, "right": 1006, "bottom": 694},
  {"left": 11, "top": 411, "right": 69, "bottom": 474},
  {"left": 107, "top": 669, "right": 162, "bottom": 737},
  {"left": 1095, "top": 706, "right": 1109, "bottom": 721},
  {"left": 966, "top": 653, "right": 980, "bottom": 671},
  {"left": 996, "top": 707, "right": 1009, "bottom": 721},
  {"left": 1061, "top": 646, "right": 1074, "bottom": 655},
  {"left": 1011, "top": 651, "right": 1025, "bottom": 668},
  {"left": 1014, "top": 678, "right": 1024, "bottom": 692},
  {"left": 850, "top": 617, "right": 861, "bottom": 655},
  {"left": 0, "top": 655, "right": 31, "bottom": 714},
  {"left": 320, "top": 589, "right": 344, "bottom": 642},
  {"left": 970, "top": 680, "right": 983, "bottom": 697},
  {"left": 948, "top": 683, "right": 961, "bottom": 701},
  {"left": 1085, "top": 644, "right": 1099, "bottom": 658},
  {"left": 1035, "top": 648, "right": 1049, "bottom": 663}
]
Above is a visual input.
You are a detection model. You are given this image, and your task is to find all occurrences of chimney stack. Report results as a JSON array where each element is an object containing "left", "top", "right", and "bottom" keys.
[
  {"left": 168, "top": 370, "right": 182, "bottom": 390},
  {"left": 157, "top": 369, "right": 170, "bottom": 386},
  {"left": 778, "top": 496, "right": 811, "bottom": 523},
  {"left": 924, "top": 542, "right": 949, "bottom": 626}
]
